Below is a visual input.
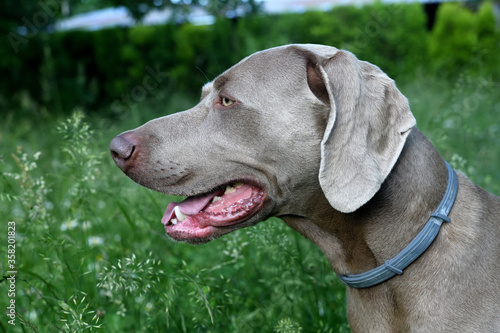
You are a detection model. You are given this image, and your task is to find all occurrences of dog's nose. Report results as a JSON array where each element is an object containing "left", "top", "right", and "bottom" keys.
[{"left": 109, "top": 132, "right": 139, "bottom": 170}]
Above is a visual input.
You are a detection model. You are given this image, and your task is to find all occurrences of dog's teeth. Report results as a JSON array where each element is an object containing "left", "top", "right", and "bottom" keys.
[
  {"left": 170, "top": 218, "right": 178, "bottom": 225},
  {"left": 212, "top": 196, "right": 222, "bottom": 203},
  {"left": 233, "top": 182, "right": 244, "bottom": 188},
  {"left": 174, "top": 206, "right": 188, "bottom": 222},
  {"left": 224, "top": 185, "right": 236, "bottom": 194}
]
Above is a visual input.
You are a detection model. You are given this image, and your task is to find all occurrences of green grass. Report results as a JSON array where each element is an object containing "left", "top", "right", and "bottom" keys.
[{"left": 1, "top": 73, "right": 499, "bottom": 333}]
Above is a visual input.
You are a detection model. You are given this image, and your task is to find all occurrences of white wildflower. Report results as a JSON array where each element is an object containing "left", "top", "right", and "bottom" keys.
[
  {"left": 60, "top": 219, "right": 79, "bottom": 231},
  {"left": 81, "top": 221, "right": 92, "bottom": 231},
  {"left": 87, "top": 236, "right": 104, "bottom": 247}
]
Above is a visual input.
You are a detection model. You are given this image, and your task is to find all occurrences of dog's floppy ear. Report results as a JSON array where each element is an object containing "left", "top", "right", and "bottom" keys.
[{"left": 305, "top": 48, "right": 416, "bottom": 213}]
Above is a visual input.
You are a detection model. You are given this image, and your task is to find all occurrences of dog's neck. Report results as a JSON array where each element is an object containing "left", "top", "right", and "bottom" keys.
[{"left": 282, "top": 128, "right": 449, "bottom": 276}]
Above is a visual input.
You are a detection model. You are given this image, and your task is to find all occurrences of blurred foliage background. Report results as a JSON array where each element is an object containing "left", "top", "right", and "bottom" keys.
[{"left": 1, "top": 0, "right": 499, "bottom": 119}]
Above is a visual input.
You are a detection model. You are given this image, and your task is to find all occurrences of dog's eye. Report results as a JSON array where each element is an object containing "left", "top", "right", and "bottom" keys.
[{"left": 221, "top": 96, "right": 234, "bottom": 107}]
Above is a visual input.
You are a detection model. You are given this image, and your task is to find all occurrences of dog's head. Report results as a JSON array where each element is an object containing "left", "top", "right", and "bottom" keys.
[{"left": 110, "top": 44, "right": 415, "bottom": 244}]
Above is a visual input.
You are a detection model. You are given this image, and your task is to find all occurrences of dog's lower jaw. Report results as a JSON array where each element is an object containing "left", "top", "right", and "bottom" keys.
[{"left": 165, "top": 207, "right": 273, "bottom": 245}]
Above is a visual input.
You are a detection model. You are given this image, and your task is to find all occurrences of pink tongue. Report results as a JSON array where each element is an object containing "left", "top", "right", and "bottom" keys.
[{"left": 162, "top": 190, "right": 223, "bottom": 225}]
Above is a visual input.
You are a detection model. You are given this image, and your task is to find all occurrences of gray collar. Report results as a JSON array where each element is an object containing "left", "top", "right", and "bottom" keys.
[{"left": 337, "top": 161, "right": 459, "bottom": 289}]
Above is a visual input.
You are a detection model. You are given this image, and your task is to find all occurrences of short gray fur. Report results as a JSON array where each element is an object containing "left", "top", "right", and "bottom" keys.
[{"left": 337, "top": 161, "right": 458, "bottom": 288}]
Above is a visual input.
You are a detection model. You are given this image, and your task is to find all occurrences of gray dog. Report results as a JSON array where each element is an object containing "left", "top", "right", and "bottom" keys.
[{"left": 110, "top": 44, "right": 500, "bottom": 332}]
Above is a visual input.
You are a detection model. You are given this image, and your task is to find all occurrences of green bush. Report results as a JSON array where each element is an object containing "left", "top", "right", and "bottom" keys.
[
  {"left": 429, "top": 3, "right": 478, "bottom": 72},
  {"left": 429, "top": 1, "right": 500, "bottom": 75},
  {"left": 475, "top": 1, "right": 500, "bottom": 75},
  {"left": 1, "top": 2, "right": 498, "bottom": 118},
  {"left": 331, "top": 3, "right": 429, "bottom": 79}
]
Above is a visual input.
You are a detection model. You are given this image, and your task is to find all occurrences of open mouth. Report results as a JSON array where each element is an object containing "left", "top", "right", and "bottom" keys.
[{"left": 161, "top": 182, "right": 266, "bottom": 241}]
